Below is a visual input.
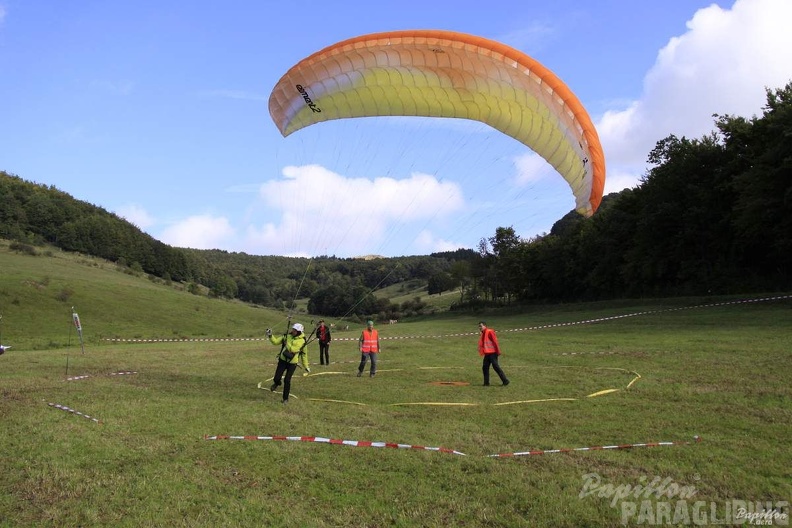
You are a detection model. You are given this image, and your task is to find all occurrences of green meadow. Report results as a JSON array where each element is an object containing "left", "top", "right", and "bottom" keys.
[{"left": 1, "top": 245, "right": 790, "bottom": 526}]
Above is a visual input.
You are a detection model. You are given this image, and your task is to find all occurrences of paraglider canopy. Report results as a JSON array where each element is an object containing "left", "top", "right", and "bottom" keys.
[{"left": 269, "top": 29, "right": 605, "bottom": 216}]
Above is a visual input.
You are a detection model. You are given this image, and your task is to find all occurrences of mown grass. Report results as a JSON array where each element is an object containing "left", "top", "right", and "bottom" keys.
[
  {"left": 1, "top": 243, "right": 791, "bottom": 526},
  {"left": 2, "top": 296, "right": 791, "bottom": 527}
]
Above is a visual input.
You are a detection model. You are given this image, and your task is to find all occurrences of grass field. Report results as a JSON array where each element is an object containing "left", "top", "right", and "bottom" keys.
[
  {"left": 2, "top": 299, "right": 791, "bottom": 526},
  {"left": 1, "top": 244, "right": 791, "bottom": 526}
]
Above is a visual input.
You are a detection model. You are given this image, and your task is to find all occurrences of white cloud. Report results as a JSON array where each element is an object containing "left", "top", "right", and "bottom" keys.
[
  {"left": 513, "top": 152, "right": 556, "bottom": 185},
  {"left": 0, "top": 6, "right": 6, "bottom": 25},
  {"left": 597, "top": 0, "right": 792, "bottom": 191},
  {"left": 413, "top": 230, "right": 468, "bottom": 254},
  {"left": 603, "top": 167, "right": 643, "bottom": 196},
  {"left": 141, "top": 0, "right": 792, "bottom": 257},
  {"left": 159, "top": 215, "right": 235, "bottom": 250},
  {"left": 116, "top": 204, "right": 155, "bottom": 230},
  {"left": 242, "top": 164, "right": 466, "bottom": 256}
]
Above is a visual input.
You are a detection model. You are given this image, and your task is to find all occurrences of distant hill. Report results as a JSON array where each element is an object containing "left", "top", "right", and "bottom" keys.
[
  {"left": 0, "top": 171, "right": 479, "bottom": 319},
  {"left": 0, "top": 239, "right": 476, "bottom": 350}
]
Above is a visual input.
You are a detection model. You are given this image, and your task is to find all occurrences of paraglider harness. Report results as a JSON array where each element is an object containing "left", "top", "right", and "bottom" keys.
[{"left": 275, "top": 316, "right": 317, "bottom": 368}]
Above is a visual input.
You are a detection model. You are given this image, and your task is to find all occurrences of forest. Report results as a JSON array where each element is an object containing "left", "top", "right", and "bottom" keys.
[{"left": 1, "top": 83, "right": 790, "bottom": 317}]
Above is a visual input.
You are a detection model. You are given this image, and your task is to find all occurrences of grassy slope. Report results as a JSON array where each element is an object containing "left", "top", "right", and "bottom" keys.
[
  {"left": 1, "top": 242, "right": 791, "bottom": 526},
  {"left": 0, "top": 243, "right": 458, "bottom": 347},
  {"left": 0, "top": 241, "right": 291, "bottom": 349},
  {"left": 374, "top": 279, "right": 462, "bottom": 313}
]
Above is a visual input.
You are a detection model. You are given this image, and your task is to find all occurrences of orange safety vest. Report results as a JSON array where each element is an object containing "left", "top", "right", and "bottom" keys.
[
  {"left": 360, "top": 329, "right": 379, "bottom": 353},
  {"left": 478, "top": 328, "right": 500, "bottom": 356}
]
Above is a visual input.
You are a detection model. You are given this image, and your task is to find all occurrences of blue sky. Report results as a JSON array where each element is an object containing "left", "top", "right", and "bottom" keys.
[{"left": 1, "top": 0, "right": 790, "bottom": 258}]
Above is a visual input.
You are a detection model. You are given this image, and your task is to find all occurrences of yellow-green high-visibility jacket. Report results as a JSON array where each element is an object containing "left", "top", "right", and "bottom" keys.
[{"left": 269, "top": 332, "right": 309, "bottom": 370}]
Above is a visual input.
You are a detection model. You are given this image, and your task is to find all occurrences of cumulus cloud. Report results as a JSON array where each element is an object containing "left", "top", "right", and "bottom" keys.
[
  {"left": 159, "top": 215, "right": 235, "bottom": 250},
  {"left": 598, "top": 0, "right": 792, "bottom": 189},
  {"left": 116, "top": 204, "right": 155, "bottom": 230},
  {"left": 513, "top": 152, "right": 557, "bottom": 185},
  {"left": 132, "top": 163, "right": 466, "bottom": 257},
  {"left": 242, "top": 164, "right": 466, "bottom": 256},
  {"left": 413, "top": 230, "right": 468, "bottom": 254},
  {"left": 141, "top": 0, "right": 792, "bottom": 257}
]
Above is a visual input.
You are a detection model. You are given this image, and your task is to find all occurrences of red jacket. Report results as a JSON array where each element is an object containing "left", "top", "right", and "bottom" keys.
[{"left": 478, "top": 328, "right": 501, "bottom": 356}]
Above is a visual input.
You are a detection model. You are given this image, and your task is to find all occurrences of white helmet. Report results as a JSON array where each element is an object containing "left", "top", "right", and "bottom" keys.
[{"left": 292, "top": 323, "right": 304, "bottom": 332}]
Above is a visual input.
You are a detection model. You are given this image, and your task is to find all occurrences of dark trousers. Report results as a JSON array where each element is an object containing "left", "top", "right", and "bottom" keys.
[
  {"left": 358, "top": 352, "right": 377, "bottom": 375},
  {"left": 319, "top": 342, "right": 330, "bottom": 365},
  {"left": 482, "top": 354, "right": 508, "bottom": 385},
  {"left": 272, "top": 359, "right": 298, "bottom": 401}
]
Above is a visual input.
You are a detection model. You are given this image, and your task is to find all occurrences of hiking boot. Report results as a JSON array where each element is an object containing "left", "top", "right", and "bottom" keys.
[
  {"left": 370, "top": 372, "right": 376, "bottom": 377},
  {"left": 282, "top": 399, "right": 288, "bottom": 405},
  {"left": 270, "top": 384, "right": 278, "bottom": 392},
  {"left": 483, "top": 383, "right": 490, "bottom": 386},
  {"left": 357, "top": 371, "right": 362, "bottom": 377},
  {"left": 502, "top": 380, "right": 510, "bottom": 386}
]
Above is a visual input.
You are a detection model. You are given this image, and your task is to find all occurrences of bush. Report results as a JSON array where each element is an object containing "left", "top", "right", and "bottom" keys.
[
  {"left": 56, "top": 288, "right": 75, "bottom": 303},
  {"left": 9, "top": 242, "right": 37, "bottom": 256}
]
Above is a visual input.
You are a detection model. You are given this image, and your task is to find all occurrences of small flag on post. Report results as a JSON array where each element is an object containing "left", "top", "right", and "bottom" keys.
[
  {"left": 0, "top": 313, "right": 7, "bottom": 355},
  {"left": 72, "top": 310, "right": 85, "bottom": 354}
]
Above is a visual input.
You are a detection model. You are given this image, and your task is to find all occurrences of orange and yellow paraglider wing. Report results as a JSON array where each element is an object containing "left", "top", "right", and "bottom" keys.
[{"left": 268, "top": 30, "right": 604, "bottom": 216}]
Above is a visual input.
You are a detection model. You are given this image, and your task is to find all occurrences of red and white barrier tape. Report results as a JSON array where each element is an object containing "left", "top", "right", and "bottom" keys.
[
  {"left": 105, "top": 337, "right": 267, "bottom": 343},
  {"left": 488, "top": 436, "right": 701, "bottom": 458},
  {"left": 66, "top": 371, "right": 137, "bottom": 381},
  {"left": 46, "top": 402, "right": 101, "bottom": 423},
  {"left": 203, "top": 434, "right": 467, "bottom": 456},
  {"left": 105, "top": 295, "right": 790, "bottom": 343},
  {"left": 204, "top": 434, "right": 701, "bottom": 458}
]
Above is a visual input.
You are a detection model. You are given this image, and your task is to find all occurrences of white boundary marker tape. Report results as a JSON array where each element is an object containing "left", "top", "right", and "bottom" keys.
[
  {"left": 204, "top": 434, "right": 702, "bottom": 458},
  {"left": 104, "top": 295, "right": 791, "bottom": 344},
  {"left": 203, "top": 434, "right": 467, "bottom": 456},
  {"left": 488, "top": 436, "right": 701, "bottom": 458},
  {"left": 66, "top": 371, "right": 138, "bottom": 381},
  {"left": 46, "top": 402, "right": 101, "bottom": 423},
  {"left": 105, "top": 337, "right": 269, "bottom": 343}
]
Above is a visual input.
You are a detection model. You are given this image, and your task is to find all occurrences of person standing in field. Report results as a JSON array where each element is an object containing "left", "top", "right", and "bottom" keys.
[
  {"left": 478, "top": 321, "right": 509, "bottom": 386},
  {"left": 357, "top": 319, "right": 380, "bottom": 377},
  {"left": 316, "top": 319, "right": 332, "bottom": 365},
  {"left": 266, "top": 322, "right": 310, "bottom": 404}
]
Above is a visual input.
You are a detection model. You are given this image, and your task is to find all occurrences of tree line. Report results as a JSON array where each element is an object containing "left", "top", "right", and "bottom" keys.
[
  {"left": 457, "top": 83, "right": 792, "bottom": 305},
  {"left": 0, "top": 171, "right": 473, "bottom": 318},
  {"left": 2, "top": 83, "right": 790, "bottom": 314}
]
